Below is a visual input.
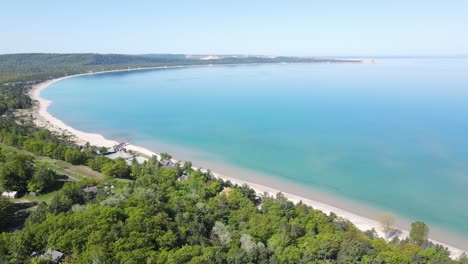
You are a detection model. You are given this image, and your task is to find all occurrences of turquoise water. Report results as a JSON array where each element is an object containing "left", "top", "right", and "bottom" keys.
[{"left": 43, "top": 60, "right": 468, "bottom": 237}]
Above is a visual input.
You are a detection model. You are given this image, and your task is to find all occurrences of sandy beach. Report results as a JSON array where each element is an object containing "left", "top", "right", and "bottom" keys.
[{"left": 29, "top": 69, "right": 466, "bottom": 258}]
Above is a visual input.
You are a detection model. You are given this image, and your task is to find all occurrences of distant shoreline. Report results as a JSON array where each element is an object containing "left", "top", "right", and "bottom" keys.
[{"left": 28, "top": 63, "right": 466, "bottom": 258}]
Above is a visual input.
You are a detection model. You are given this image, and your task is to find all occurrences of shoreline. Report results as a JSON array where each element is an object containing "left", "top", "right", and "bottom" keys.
[{"left": 29, "top": 66, "right": 466, "bottom": 258}]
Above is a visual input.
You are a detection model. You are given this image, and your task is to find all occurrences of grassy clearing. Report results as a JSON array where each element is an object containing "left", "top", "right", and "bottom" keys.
[
  {"left": 1, "top": 142, "right": 102, "bottom": 203},
  {"left": 0, "top": 142, "right": 102, "bottom": 180}
]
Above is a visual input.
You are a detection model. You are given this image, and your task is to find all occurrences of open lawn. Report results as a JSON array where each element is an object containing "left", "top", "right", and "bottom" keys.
[{"left": 0, "top": 142, "right": 102, "bottom": 204}]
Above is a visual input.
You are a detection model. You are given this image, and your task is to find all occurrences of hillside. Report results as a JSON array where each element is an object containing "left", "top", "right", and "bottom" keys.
[{"left": 0, "top": 53, "right": 354, "bottom": 83}]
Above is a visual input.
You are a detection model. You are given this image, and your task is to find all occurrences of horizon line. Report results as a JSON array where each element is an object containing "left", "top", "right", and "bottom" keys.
[{"left": 1, "top": 52, "right": 468, "bottom": 59}]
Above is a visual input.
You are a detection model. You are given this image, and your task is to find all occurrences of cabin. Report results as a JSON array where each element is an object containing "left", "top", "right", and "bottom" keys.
[
  {"left": 105, "top": 151, "right": 135, "bottom": 165},
  {"left": 2, "top": 191, "right": 18, "bottom": 199},
  {"left": 100, "top": 143, "right": 127, "bottom": 155},
  {"left": 82, "top": 186, "right": 98, "bottom": 199},
  {"left": 160, "top": 159, "right": 175, "bottom": 168},
  {"left": 93, "top": 147, "right": 107, "bottom": 155},
  {"left": 105, "top": 151, "right": 133, "bottom": 161},
  {"left": 33, "top": 249, "right": 64, "bottom": 263},
  {"left": 44, "top": 249, "right": 64, "bottom": 263},
  {"left": 112, "top": 142, "right": 127, "bottom": 152},
  {"left": 82, "top": 186, "right": 98, "bottom": 194},
  {"left": 134, "top": 156, "right": 148, "bottom": 164},
  {"left": 178, "top": 174, "right": 189, "bottom": 182}
]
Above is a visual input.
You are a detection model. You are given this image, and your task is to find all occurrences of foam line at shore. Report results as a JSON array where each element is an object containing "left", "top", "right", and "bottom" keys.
[{"left": 29, "top": 67, "right": 466, "bottom": 258}]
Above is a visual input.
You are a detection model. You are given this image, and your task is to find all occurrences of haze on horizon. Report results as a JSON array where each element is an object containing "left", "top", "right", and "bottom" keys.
[{"left": 1, "top": 0, "right": 467, "bottom": 56}]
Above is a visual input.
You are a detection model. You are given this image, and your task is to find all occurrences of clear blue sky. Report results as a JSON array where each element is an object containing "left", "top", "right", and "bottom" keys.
[{"left": 1, "top": 0, "right": 467, "bottom": 56}]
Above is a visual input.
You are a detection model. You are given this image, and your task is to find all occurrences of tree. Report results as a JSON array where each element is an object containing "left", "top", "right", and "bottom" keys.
[
  {"left": 48, "top": 183, "right": 85, "bottom": 214},
  {"left": 99, "top": 146, "right": 108, "bottom": 155},
  {"left": 337, "top": 235, "right": 371, "bottom": 263},
  {"left": 182, "top": 161, "right": 193, "bottom": 173},
  {"left": 458, "top": 253, "right": 468, "bottom": 264},
  {"left": 0, "top": 232, "right": 11, "bottom": 262},
  {"left": 0, "top": 198, "right": 14, "bottom": 229},
  {"left": 211, "top": 221, "right": 231, "bottom": 246},
  {"left": 300, "top": 232, "right": 342, "bottom": 261},
  {"left": 364, "top": 228, "right": 378, "bottom": 239},
  {"left": 0, "top": 153, "right": 34, "bottom": 191},
  {"left": 238, "top": 184, "right": 256, "bottom": 202},
  {"left": 378, "top": 212, "right": 396, "bottom": 239},
  {"left": 102, "top": 158, "right": 130, "bottom": 178},
  {"left": 27, "top": 163, "right": 57, "bottom": 194},
  {"left": 26, "top": 202, "right": 49, "bottom": 225},
  {"left": 130, "top": 161, "right": 141, "bottom": 179},
  {"left": 240, "top": 234, "right": 257, "bottom": 253},
  {"left": 23, "top": 139, "right": 44, "bottom": 154},
  {"left": 409, "top": 221, "right": 429, "bottom": 246},
  {"left": 425, "top": 244, "right": 452, "bottom": 263},
  {"left": 64, "top": 148, "right": 85, "bottom": 165},
  {"left": 160, "top": 152, "right": 172, "bottom": 160},
  {"left": 87, "top": 156, "right": 112, "bottom": 171}
]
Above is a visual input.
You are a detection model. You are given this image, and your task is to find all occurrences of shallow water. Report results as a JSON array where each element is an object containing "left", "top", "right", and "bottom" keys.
[{"left": 43, "top": 59, "right": 468, "bottom": 238}]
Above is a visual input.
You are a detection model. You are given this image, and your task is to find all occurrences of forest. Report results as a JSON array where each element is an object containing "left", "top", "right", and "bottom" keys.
[
  {"left": 0, "top": 53, "right": 347, "bottom": 83},
  {"left": 0, "top": 54, "right": 467, "bottom": 263}
]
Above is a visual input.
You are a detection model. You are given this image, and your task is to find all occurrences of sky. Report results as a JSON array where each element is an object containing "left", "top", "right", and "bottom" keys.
[{"left": 1, "top": 0, "right": 467, "bottom": 56}]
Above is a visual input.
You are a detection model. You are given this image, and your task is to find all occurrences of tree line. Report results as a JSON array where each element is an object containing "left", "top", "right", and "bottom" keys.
[{"left": 1, "top": 162, "right": 467, "bottom": 263}]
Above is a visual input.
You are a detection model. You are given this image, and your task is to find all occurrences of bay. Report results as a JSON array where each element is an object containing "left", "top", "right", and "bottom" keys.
[{"left": 42, "top": 59, "right": 468, "bottom": 239}]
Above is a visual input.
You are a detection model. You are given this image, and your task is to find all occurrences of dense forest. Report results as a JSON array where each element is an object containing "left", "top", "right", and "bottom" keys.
[
  {"left": 0, "top": 53, "right": 347, "bottom": 83},
  {"left": 0, "top": 54, "right": 467, "bottom": 263},
  {"left": 3, "top": 163, "right": 467, "bottom": 263}
]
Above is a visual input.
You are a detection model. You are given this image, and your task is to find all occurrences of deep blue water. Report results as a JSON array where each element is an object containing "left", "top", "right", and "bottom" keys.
[{"left": 43, "top": 59, "right": 468, "bottom": 237}]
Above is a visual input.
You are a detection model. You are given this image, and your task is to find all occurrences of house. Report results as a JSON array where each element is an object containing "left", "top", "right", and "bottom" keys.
[
  {"left": 111, "top": 142, "right": 127, "bottom": 152},
  {"left": 82, "top": 186, "right": 98, "bottom": 199},
  {"left": 134, "top": 156, "right": 149, "bottom": 164},
  {"left": 2, "top": 191, "right": 18, "bottom": 199},
  {"left": 160, "top": 159, "right": 175, "bottom": 168},
  {"left": 82, "top": 186, "right": 98, "bottom": 194},
  {"left": 39, "top": 249, "right": 64, "bottom": 263},
  {"left": 254, "top": 196, "right": 262, "bottom": 207},
  {"left": 93, "top": 147, "right": 107, "bottom": 155},
  {"left": 178, "top": 174, "right": 189, "bottom": 182},
  {"left": 44, "top": 249, "right": 64, "bottom": 263},
  {"left": 105, "top": 151, "right": 133, "bottom": 161},
  {"left": 101, "top": 143, "right": 126, "bottom": 154}
]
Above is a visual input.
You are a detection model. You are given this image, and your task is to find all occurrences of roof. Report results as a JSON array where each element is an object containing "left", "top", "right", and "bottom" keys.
[
  {"left": 178, "top": 174, "right": 189, "bottom": 181},
  {"left": 82, "top": 186, "right": 98, "bottom": 194},
  {"left": 160, "top": 159, "right": 175, "bottom": 167},
  {"left": 135, "top": 156, "right": 149, "bottom": 164},
  {"left": 111, "top": 142, "right": 127, "bottom": 152},
  {"left": 2, "top": 191, "right": 18, "bottom": 198},
  {"left": 43, "top": 249, "right": 64, "bottom": 262},
  {"left": 105, "top": 151, "right": 133, "bottom": 160}
]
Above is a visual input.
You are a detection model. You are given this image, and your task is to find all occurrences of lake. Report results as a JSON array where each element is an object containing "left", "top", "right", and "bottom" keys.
[{"left": 42, "top": 59, "right": 468, "bottom": 241}]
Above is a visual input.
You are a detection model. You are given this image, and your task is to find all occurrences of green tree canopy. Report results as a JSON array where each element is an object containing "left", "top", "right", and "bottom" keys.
[
  {"left": 0, "top": 152, "right": 34, "bottom": 191},
  {"left": 101, "top": 158, "right": 131, "bottom": 178},
  {"left": 160, "top": 152, "right": 172, "bottom": 160},
  {"left": 409, "top": 221, "right": 430, "bottom": 247},
  {"left": 0, "top": 198, "right": 14, "bottom": 229},
  {"left": 27, "top": 163, "right": 57, "bottom": 194},
  {"left": 64, "top": 148, "right": 85, "bottom": 165}
]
